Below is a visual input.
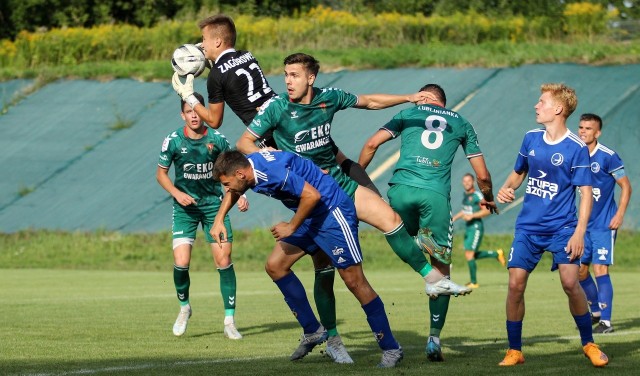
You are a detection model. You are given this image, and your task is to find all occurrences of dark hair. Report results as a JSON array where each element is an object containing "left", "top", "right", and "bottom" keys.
[
  {"left": 463, "top": 173, "right": 475, "bottom": 180},
  {"left": 580, "top": 113, "right": 603, "bottom": 130},
  {"left": 419, "top": 83, "right": 447, "bottom": 106},
  {"left": 181, "top": 92, "right": 205, "bottom": 111},
  {"left": 214, "top": 150, "right": 250, "bottom": 179},
  {"left": 284, "top": 53, "right": 320, "bottom": 76},
  {"left": 198, "top": 14, "right": 236, "bottom": 46}
]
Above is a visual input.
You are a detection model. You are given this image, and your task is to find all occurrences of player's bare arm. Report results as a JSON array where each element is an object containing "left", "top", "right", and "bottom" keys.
[
  {"left": 354, "top": 92, "right": 428, "bottom": 110},
  {"left": 610, "top": 175, "right": 632, "bottom": 229},
  {"left": 566, "top": 185, "right": 593, "bottom": 260},
  {"left": 210, "top": 190, "right": 242, "bottom": 246},
  {"left": 194, "top": 101, "right": 225, "bottom": 129},
  {"left": 469, "top": 156, "right": 498, "bottom": 214},
  {"left": 270, "top": 182, "right": 321, "bottom": 241},
  {"left": 156, "top": 166, "right": 197, "bottom": 206},
  {"left": 236, "top": 131, "right": 262, "bottom": 155},
  {"left": 358, "top": 130, "right": 393, "bottom": 168},
  {"left": 496, "top": 170, "right": 526, "bottom": 204}
]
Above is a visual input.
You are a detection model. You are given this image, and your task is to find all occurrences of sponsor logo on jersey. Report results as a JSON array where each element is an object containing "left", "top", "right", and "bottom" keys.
[
  {"left": 217, "top": 51, "right": 255, "bottom": 73},
  {"left": 551, "top": 153, "right": 564, "bottom": 166},
  {"left": 290, "top": 111, "right": 298, "bottom": 119},
  {"left": 413, "top": 155, "right": 441, "bottom": 167},
  {"left": 160, "top": 155, "right": 169, "bottom": 161},
  {"left": 183, "top": 162, "right": 214, "bottom": 180},
  {"left": 591, "top": 161, "right": 601, "bottom": 173},
  {"left": 593, "top": 187, "right": 601, "bottom": 202},
  {"left": 597, "top": 247, "right": 608, "bottom": 260},
  {"left": 294, "top": 123, "right": 332, "bottom": 153},
  {"left": 332, "top": 246, "right": 344, "bottom": 256},
  {"left": 526, "top": 169, "right": 558, "bottom": 200},
  {"left": 162, "top": 138, "right": 170, "bottom": 152},
  {"left": 529, "top": 149, "right": 536, "bottom": 156},
  {"left": 253, "top": 119, "right": 262, "bottom": 128}
]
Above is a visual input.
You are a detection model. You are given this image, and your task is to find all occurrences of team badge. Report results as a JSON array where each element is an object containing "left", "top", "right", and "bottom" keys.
[
  {"left": 591, "top": 162, "right": 601, "bottom": 173},
  {"left": 207, "top": 143, "right": 214, "bottom": 154},
  {"left": 551, "top": 153, "right": 564, "bottom": 166}
]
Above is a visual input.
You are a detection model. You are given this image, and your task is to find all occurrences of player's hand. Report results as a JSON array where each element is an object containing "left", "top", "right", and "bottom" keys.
[
  {"left": 481, "top": 200, "right": 500, "bottom": 214},
  {"left": 609, "top": 213, "right": 624, "bottom": 230},
  {"left": 237, "top": 195, "right": 249, "bottom": 212},
  {"left": 270, "top": 222, "right": 295, "bottom": 241},
  {"left": 174, "top": 191, "right": 197, "bottom": 207},
  {"left": 407, "top": 91, "right": 429, "bottom": 104},
  {"left": 566, "top": 232, "right": 585, "bottom": 261},
  {"left": 210, "top": 222, "right": 228, "bottom": 247},
  {"left": 497, "top": 187, "right": 515, "bottom": 204},
  {"left": 172, "top": 72, "right": 194, "bottom": 100}
]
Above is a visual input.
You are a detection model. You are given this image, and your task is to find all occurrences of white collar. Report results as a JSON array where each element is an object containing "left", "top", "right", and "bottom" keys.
[{"left": 215, "top": 48, "right": 237, "bottom": 64}]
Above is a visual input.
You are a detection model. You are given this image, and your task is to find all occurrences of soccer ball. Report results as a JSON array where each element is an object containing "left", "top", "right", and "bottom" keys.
[{"left": 171, "top": 44, "right": 206, "bottom": 77}]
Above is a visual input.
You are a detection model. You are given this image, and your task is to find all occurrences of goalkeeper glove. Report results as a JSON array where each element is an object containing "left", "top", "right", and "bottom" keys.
[{"left": 172, "top": 72, "right": 199, "bottom": 109}]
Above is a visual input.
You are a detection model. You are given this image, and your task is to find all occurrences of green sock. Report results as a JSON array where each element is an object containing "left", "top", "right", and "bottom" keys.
[
  {"left": 314, "top": 266, "right": 338, "bottom": 336},
  {"left": 467, "top": 260, "right": 477, "bottom": 284},
  {"left": 173, "top": 265, "right": 190, "bottom": 306},
  {"left": 476, "top": 250, "right": 497, "bottom": 260},
  {"left": 385, "top": 223, "right": 430, "bottom": 276},
  {"left": 429, "top": 295, "right": 451, "bottom": 337},
  {"left": 218, "top": 264, "right": 237, "bottom": 311}
]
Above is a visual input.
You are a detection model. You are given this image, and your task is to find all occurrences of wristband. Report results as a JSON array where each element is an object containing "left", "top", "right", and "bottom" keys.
[{"left": 185, "top": 94, "right": 199, "bottom": 109}]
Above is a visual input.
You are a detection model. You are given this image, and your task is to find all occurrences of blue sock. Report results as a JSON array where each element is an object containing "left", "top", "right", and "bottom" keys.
[
  {"left": 274, "top": 272, "right": 321, "bottom": 334},
  {"left": 362, "top": 296, "right": 399, "bottom": 350},
  {"left": 579, "top": 273, "right": 600, "bottom": 315},
  {"left": 506, "top": 320, "right": 522, "bottom": 351},
  {"left": 596, "top": 274, "right": 614, "bottom": 322},
  {"left": 574, "top": 312, "right": 594, "bottom": 346}
]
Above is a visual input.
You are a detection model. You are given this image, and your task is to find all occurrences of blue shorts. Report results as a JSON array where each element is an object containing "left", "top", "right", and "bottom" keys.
[
  {"left": 581, "top": 229, "right": 616, "bottom": 265},
  {"left": 508, "top": 229, "right": 579, "bottom": 273},
  {"left": 281, "top": 203, "right": 362, "bottom": 269}
]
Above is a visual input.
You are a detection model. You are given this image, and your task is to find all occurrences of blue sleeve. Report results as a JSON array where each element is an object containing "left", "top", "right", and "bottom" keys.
[
  {"left": 513, "top": 135, "right": 529, "bottom": 173},
  {"left": 608, "top": 152, "right": 624, "bottom": 174},
  {"left": 279, "top": 169, "right": 306, "bottom": 198},
  {"left": 571, "top": 146, "right": 592, "bottom": 187}
]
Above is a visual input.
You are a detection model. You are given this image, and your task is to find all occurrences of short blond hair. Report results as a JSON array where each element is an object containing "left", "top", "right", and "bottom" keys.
[{"left": 540, "top": 83, "right": 577, "bottom": 118}]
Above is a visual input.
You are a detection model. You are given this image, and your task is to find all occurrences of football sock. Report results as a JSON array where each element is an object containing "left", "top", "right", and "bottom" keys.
[
  {"left": 579, "top": 272, "right": 600, "bottom": 315},
  {"left": 362, "top": 296, "right": 399, "bottom": 350},
  {"left": 506, "top": 320, "right": 523, "bottom": 351},
  {"left": 596, "top": 274, "right": 613, "bottom": 322},
  {"left": 274, "top": 271, "right": 321, "bottom": 334},
  {"left": 313, "top": 266, "right": 338, "bottom": 337},
  {"left": 467, "top": 260, "right": 477, "bottom": 284},
  {"left": 384, "top": 222, "right": 431, "bottom": 276},
  {"left": 218, "top": 264, "right": 237, "bottom": 311},
  {"left": 173, "top": 264, "right": 190, "bottom": 306},
  {"left": 574, "top": 312, "right": 594, "bottom": 345},
  {"left": 475, "top": 250, "right": 497, "bottom": 259},
  {"left": 340, "top": 158, "right": 381, "bottom": 196},
  {"left": 429, "top": 295, "right": 450, "bottom": 337}
]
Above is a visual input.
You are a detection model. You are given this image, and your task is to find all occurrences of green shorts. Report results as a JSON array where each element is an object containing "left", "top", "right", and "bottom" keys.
[
  {"left": 327, "top": 166, "right": 358, "bottom": 200},
  {"left": 387, "top": 184, "right": 452, "bottom": 249},
  {"left": 172, "top": 200, "right": 233, "bottom": 243},
  {"left": 463, "top": 222, "right": 484, "bottom": 251}
]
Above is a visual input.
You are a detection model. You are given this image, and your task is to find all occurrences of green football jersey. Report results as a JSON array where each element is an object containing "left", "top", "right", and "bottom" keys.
[
  {"left": 384, "top": 104, "right": 482, "bottom": 198},
  {"left": 248, "top": 87, "right": 358, "bottom": 170},
  {"left": 158, "top": 126, "right": 230, "bottom": 205},
  {"left": 462, "top": 190, "right": 484, "bottom": 227}
]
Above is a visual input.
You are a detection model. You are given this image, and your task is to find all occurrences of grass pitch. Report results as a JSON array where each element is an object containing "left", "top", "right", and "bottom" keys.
[{"left": 1, "top": 267, "right": 639, "bottom": 376}]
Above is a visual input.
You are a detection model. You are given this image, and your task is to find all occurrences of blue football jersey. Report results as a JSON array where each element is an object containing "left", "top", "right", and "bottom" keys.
[
  {"left": 513, "top": 128, "right": 592, "bottom": 234},
  {"left": 588, "top": 143, "right": 625, "bottom": 230},
  {"left": 247, "top": 150, "right": 349, "bottom": 216}
]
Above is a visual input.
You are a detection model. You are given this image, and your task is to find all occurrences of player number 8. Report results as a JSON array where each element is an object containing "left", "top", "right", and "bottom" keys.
[{"left": 421, "top": 115, "right": 447, "bottom": 149}]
